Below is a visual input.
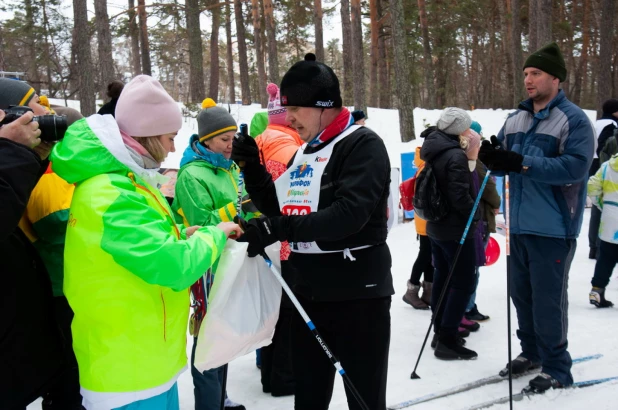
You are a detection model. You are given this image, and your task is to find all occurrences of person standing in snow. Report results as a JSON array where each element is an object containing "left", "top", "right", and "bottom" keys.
[
  {"left": 587, "top": 153, "right": 618, "bottom": 308},
  {"left": 463, "top": 121, "right": 501, "bottom": 324},
  {"left": 588, "top": 99, "right": 618, "bottom": 259},
  {"left": 402, "top": 143, "right": 433, "bottom": 310},
  {"left": 420, "top": 108, "right": 479, "bottom": 360},
  {"left": 50, "top": 75, "right": 240, "bottom": 410},
  {"left": 172, "top": 97, "right": 251, "bottom": 410},
  {"left": 254, "top": 83, "right": 302, "bottom": 397},
  {"left": 232, "top": 53, "right": 393, "bottom": 410},
  {"left": 479, "top": 42, "right": 595, "bottom": 392},
  {"left": 97, "top": 80, "right": 124, "bottom": 117}
]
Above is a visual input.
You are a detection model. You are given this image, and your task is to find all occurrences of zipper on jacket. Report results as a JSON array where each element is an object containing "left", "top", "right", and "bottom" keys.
[
  {"left": 160, "top": 290, "right": 167, "bottom": 342},
  {"left": 128, "top": 172, "right": 181, "bottom": 239}
]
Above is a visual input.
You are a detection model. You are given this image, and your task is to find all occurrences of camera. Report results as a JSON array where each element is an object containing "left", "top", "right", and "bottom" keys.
[{"left": 0, "top": 105, "right": 68, "bottom": 142}]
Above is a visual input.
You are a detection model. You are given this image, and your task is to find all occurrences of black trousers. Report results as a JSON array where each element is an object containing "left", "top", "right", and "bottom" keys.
[
  {"left": 591, "top": 240, "right": 618, "bottom": 289},
  {"left": 588, "top": 206, "right": 601, "bottom": 251},
  {"left": 410, "top": 234, "right": 434, "bottom": 285},
  {"left": 41, "top": 297, "right": 83, "bottom": 410},
  {"left": 291, "top": 296, "right": 391, "bottom": 410}
]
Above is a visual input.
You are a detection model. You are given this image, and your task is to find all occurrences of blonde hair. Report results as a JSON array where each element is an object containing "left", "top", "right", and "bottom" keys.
[{"left": 134, "top": 136, "right": 167, "bottom": 163}]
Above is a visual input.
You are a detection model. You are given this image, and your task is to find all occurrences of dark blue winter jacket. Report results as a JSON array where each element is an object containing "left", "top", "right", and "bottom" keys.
[{"left": 497, "top": 89, "right": 595, "bottom": 239}]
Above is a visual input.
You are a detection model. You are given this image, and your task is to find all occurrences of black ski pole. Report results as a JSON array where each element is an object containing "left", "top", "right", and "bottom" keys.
[
  {"left": 260, "top": 253, "right": 370, "bottom": 410},
  {"left": 411, "top": 170, "right": 492, "bottom": 379},
  {"left": 505, "top": 175, "right": 513, "bottom": 410}
]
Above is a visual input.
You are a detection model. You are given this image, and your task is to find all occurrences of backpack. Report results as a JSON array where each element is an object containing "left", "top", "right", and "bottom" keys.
[
  {"left": 599, "top": 130, "right": 618, "bottom": 164},
  {"left": 399, "top": 164, "right": 423, "bottom": 211},
  {"left": 413, "top": 162, "right": 449, "bottom": 222}
]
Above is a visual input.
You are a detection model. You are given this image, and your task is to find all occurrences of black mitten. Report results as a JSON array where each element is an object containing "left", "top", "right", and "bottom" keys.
[{"left": 235, "top": 215, "right": 278, "bottom": 257}]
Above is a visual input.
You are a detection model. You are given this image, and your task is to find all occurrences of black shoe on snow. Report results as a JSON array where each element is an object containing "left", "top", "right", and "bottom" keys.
[
  {"left": 590, "top": 287, "right": 614, "bottom": 308},
  {"left": 458, "top": 327, "right": 471, "bottom": 338},
  {"left": 434, "top": 335, "right": 477, "bottom": 360},
  {"left": 465, "top": 305, "right": 490, "bottom": 322},
  {"left": 499, "top": 355, "right": 541, "bottom": 377},
  {"left": 431, "top": 332, "right": 465, "bottom": 349},
  {"left": 523, "top": 373, "right": 563, "bottom": 393}
]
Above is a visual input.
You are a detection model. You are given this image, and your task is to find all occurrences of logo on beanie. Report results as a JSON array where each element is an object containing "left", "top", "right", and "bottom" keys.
[
  {"left": 316, "top": 100, "right": 334, "bottom": 108},
  {"left": 281, "top": 96, "right": 288, "bottom": 104}
]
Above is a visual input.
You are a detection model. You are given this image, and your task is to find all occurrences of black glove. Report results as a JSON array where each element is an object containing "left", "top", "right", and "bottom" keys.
[
  {"left": 478, "top": 135, "right": 524, "bottom": 173},
  {"left": 235, "top": 215, "right": 278, "bottom": 257},
  {"left": 232, "top": 132, "right": 260, "bottom": 168}
]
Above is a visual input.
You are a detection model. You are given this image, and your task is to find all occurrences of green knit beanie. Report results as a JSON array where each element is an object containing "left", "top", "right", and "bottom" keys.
[{"left": 523, "top": 42, "right": 567, "bottom": 82}]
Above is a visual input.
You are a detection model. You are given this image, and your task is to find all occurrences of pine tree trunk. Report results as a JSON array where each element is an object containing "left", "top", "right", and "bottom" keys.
[
  {"left": 499, "top": 0, "right": 514, "bottom": 108},
  {"left": 128, "top": 0, "right": 141, "bottom": 75},
  {"left": 417, "top": 0, "right": 435, "bottom": 108},
  {"left": 225, "top": 1, "right": 236, "bottom": 103},
  {"left": 528, "top": 0, "right": 538, "bottom": 51},
  {"left": 572, "top": 0, "right": 590, "bottom": 105},
  {"left": 234, "top": 0, "right": 252, "bottom": 104},
  {"left": 94, "top": 0, "right": 115, "bottom": 100},
  {"left": 598, "top": 0, "right": 615, "bottom": 116},
  {"left": 263, "top": 0, "right": 279, "bottom": 84},
  {"left": 351, "top": 0, "right": 366, "bottom": 113},
  {"left": 314, "top": 0, "right": 325, "bottom": 61},
  {"left": 137, "top": 0, "right": 152, "bottom": 75},
  {"left": 209, "top": 2, "right": 221, "bottom": 101},
  {"left": 340, "top": 0, "right": 353, "bottom": 105},
  {"left": 377, "top": 0, "right": 390, "bottom": 108},
  {"left": 511, "top": 0, "right": 524, "bottom": 106},
  {"left": 369, "top": 0, "right": 379, "bottom": 108},
  {"left": 251, "top": 0, "right": 267, "bottom": 106},
  {"left": 73, "top": 0, "right": 96, "bottom": 115},
  {"left": 24, "top": 0, "right": 41, "bottom": 93},
  {"left": 186, "top": 0, "right": 205, "bottom": 102},
  {"left": 389, "top": 0, "right": 415, "bottom": 141},
  {"left": 536, "top": 0, "right": 552, "bottom": 48}
]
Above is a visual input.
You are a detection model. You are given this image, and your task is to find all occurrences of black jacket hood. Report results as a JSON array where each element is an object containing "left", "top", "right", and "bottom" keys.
[{"left": 420, "top": 128, "right": 461, "bottom": 163}]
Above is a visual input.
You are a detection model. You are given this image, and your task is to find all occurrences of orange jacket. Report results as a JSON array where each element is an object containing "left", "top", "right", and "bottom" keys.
[
  {"left": 256, "top": 124, "right": 303, "bottom": 167},
  {"left": 413, "top": 146, "right": 427, "bottom": 236}
]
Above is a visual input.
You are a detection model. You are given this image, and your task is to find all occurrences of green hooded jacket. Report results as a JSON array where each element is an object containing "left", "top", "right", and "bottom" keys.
[{"left": 50, "top": 115, "right": 227, "bottom": 395}]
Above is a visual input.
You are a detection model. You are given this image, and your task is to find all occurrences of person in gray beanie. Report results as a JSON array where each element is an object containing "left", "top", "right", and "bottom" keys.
[
  {"left": 172, "top": 97, "right": 249, "bottom": 410},
  {"left": 0, "top": 78, "right": 36, "bottom": 109},
  {"left": 437, "top": 107, "right": 472, "bottom": 136},
  {"left": 419, "top": 107, "right": 480, "bottom": 360}
]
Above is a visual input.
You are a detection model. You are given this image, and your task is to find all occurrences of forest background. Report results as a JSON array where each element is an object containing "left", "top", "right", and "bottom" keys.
[{"left": 0, "top": 0, "right": 616, "bottom": 141}]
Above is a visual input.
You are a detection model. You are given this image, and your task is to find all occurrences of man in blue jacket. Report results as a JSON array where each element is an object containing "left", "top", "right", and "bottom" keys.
[{"left": 479, "top": 42, "right": 595, "bottom": 393}]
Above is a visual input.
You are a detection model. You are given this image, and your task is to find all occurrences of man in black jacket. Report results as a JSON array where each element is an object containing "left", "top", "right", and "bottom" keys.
[
  {"left": 0, "top": 109, "right": 65, "bottom": 409},
  {"left": 419, "top": 107, "right": 479, "bottom": 360},
  {"left": 232, "top": 53, "right": 393, "bottom": 410}
]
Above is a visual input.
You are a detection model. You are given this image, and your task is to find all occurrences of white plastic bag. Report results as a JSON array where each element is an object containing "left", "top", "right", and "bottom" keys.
[{"left": 194, "top": 240, "right": 282, "bottom": 372}]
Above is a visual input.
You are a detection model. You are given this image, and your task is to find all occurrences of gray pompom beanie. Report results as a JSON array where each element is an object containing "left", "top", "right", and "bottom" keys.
[{"left": 437, "top": 107, "right": 472, "bottom": 136}]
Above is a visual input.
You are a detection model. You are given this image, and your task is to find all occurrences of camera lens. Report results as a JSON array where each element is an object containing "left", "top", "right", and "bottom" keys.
[{"left": 34, "top": 115, "right": 68, "bottom": 142}]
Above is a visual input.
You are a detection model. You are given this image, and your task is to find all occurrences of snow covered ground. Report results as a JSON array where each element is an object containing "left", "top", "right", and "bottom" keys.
[{"left": 30, "top": 103, "right": 616, "bottom": 410}]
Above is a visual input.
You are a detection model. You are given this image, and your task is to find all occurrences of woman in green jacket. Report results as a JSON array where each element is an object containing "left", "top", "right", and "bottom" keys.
[
  {"left": 173, "top": 98, "right": 253, "bottom": 410},
  {"left": 50, "top": 76, "right": 239, "bottom": 410}
]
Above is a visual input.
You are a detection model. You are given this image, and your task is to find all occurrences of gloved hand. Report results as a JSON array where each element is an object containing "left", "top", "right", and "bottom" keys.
[
  {"left": 478, "top": 135, "right": 524, "bottom": 173},
  {"left": 232, "top": 131, "right": 260, "bottom": 168},
  {"left": 235, "top": 215, "right": 278, "bottom": 257},
  {"left": 240, "top": 194, "right": 260, "bottom": 214}
]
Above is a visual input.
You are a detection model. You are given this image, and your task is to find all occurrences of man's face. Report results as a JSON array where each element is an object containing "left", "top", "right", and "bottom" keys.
[
  {"left": 285, "top": 106, "right": 323, "bottom": 142},
  {"left": 523, "top": 67, "right": 559, "bottom": 102}
]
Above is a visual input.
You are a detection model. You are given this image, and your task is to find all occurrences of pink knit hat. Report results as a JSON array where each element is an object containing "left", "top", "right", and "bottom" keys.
[
  {"left": 267, "top": 83, "right": 287, "bottom": 126},
  {"left": 461, "top": 129, "right": 482, "bottom": 154},
  {"left": 115, "top": 75, "right": 182, "bottom": 137}
]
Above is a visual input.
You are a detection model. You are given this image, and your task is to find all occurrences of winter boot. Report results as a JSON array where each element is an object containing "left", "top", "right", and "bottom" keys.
[
  {"left": 224, "top": 398, "right": 246, "bottom": 410},
  {"left": 421, "top": 281, "right": 432, "bottom": 306},
  {"left": 590, "top": 287, "right": 614, "bottom": 308},
  {"left": 465, "top": 304, "right": 490, "bottom": 322},
  {"left": 460, "top": 317, "right": 480, "bottom": 332},
  {"left": 431, "top": 332, "right": 465, "bottom": 349},
  {"left": 498, "top": 355, "right": 541, "bottom": 377},
  {"left": 524, "top": 373, "right": 563, "bottom": 393},
  {"left": 434, "top": 334, "right": 478, "bottom": 360},
  {"left": 403, "top": 280, "right": 429, "bottom": 310},
  {"left": 458, "top": 327, "right": 470, "bottom": 338}
]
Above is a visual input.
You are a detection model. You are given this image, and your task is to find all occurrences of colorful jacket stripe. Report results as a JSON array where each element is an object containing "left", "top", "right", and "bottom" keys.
[
  {"left": 588, "top": 154, "right": 618, "bottom": 244},
  {"left": 50, "top": 117, "right": 227, "bottom": 394}
]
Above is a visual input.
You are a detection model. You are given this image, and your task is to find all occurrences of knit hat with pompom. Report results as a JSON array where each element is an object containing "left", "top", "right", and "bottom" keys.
[
  {"left": 197, "top": 98, "right": 238, "bottom": 142},
  {"left": 266, "top": 83, "right": 287, "bottom": 125}
]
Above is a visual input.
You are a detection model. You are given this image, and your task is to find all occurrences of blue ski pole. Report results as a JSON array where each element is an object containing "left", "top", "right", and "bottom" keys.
[{"left": 411, "top": 170, "right": 492, "bottom": 379}]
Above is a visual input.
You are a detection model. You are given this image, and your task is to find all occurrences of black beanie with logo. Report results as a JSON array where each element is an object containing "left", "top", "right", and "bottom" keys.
[
  {"left": 280, "top": 53, "right": 342, "bottom": 108},
  {"left": 523, "top": 42, "right": 567, "bottom": 82}
]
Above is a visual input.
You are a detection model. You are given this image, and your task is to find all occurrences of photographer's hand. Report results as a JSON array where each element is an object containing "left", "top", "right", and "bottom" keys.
[{"left": 0, "top": 110, "right": 42, "bottom": 149}]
